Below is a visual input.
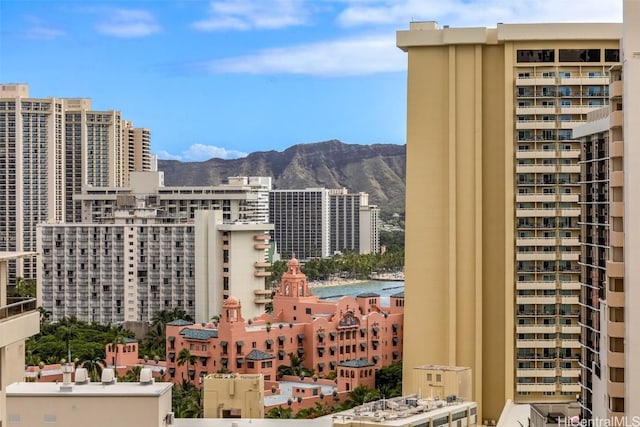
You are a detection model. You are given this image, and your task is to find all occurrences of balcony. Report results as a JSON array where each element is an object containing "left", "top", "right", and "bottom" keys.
[
  {"left": 560, "top": 383, "right": 581, "bottom": 393},
  {"left": 610, "top": 170, "right": 624, "bottom": 187},
  {"left": 254, "top": 271, "right": 271, "bottom": 277},
  {"left": 610, "top": 110, "right": 624, "bottom": 128},
  {"left": 610, "top": 140, "right": 624, "bottom": 158},
  {"left": 0, "top": 298, "right": 39, "bottom": 348},
  {"left": 560, "top": 339, "right": 581, "bottom": 349},
  {"left": 608, "top": 380, "right": 625, "bottom": 398},
  {"left": 516, "top": 209, "right": 557, "bottom": 218},
  {"left": 606, "top": 261, "right": 624, "bottom": 278},
  {"left": 516, "top": 368, "right": 556, "bottom": 377},
  {"left": 254, "top": 261, "right": 271, "bottom": 268},
  {"left": 516, "top": 164, "right": 556, "bottom": 174},
  {"left": 608, "top": 350, "right": 624, "bottom": 368},
  {"left": 516, "top": 237, "right": 556, "bottom": 247},
  {"left": 516, "top": 339, "right": 556, "bottom": 349},
  {"left": 254, "top": 243, "right": 270, "bottom": 250},
  {"left": 516, "top": 325, "right": 556, "bottom": 334},
  {"left": 607, "top": 320, "right": 625, "bottom": 338},
  {"left": 516, "top": 121, "right": 557, "bottom": 130},
  {"left": 517, "top": 281, "right": 556, "bottom": 290},
  {"left": 560, "top": 325, "right": 580, "bottom": 334},
  {"left": 517, "top": 383, "right": 556, "bottom": 393},
  {"left": 516, "top": 252, "right": 557, "bottom": 262}
]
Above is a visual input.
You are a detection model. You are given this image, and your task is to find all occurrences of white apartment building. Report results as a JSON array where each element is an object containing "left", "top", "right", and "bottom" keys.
[
  {"left": 37, "top": 206, "right": 273, "bottom": 325},
  {"left": 76, "top": 172, "right": 270, "bottom": 224},
  {"left": 0, "top": 84, "right": 150, "bottom": 280}
]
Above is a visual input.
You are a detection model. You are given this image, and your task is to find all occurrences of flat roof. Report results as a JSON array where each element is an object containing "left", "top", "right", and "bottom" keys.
[
  {"left": 414, "top": 364, "right": 471, "bottom": 371},
  {"left": 6, "top": 381, "right": 173, "bottom": 397},
  {"left": 0, "top": 251, "right": 37, "bottom": 261}
]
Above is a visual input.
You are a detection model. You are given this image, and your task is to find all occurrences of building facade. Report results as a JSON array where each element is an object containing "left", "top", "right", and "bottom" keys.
[
  {"left": 397, "top": 22, "right": 621, "bottom": 421},
  {"left": 269, "top": 188, "right": 380, "bottom": 260},
  {"left": 165, "top": 257, "right": 404, "bottom": 389},
  {"left": 0, "top": 252, "right": 39, "bottom": 427},
  {"left": 76, "top": 171, "right": 269, "bottom": 224},
  {"left": 574, "top": 2, "right": 640, "bottom": 419},
  {"left": 0, "top": 84, "right": 151, "bottom": 281},
  {"left": 37, "top": 206, "right": 272, "bottom": 324},
  {"left": 329, "top": 189, "right": 380, "bottom": 255}
]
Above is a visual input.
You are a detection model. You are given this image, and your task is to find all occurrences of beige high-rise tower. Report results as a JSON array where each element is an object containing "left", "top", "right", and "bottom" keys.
[{"left": 397, "top": 23, "right": 621, "bottom": 421}]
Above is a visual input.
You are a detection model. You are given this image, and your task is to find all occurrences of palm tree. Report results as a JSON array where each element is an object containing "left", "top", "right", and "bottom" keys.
[
  {"left": 337, "top": 385, "right": 380, "bottom": 410},
  {"left": 277, "top": 353, "right": 314, "bottom": 379},
  {"left": 266, "top": 406, "right": 294, "bottom": 419},
  {"left": 82, "top": 356, "right": 106, "bottom": 382},
  {"left": 37, "top": 306, "right": 52, "bottom": 323},
  {"left": 142, "top": 322, "right": 166, "bottom": 358},
  {"left": 177, "top": 348, "right": 197, "bottom": 381},
  {"left": 121, "top": 365, "right": 143, "bottom": 382},
  {"left": 108, "top": 326, "right": 128, "bottom": 369}
]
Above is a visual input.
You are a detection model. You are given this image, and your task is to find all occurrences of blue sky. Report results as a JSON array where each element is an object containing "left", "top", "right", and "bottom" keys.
[{"left": 0, "top": 1, "right": 623, "bottom": 161}]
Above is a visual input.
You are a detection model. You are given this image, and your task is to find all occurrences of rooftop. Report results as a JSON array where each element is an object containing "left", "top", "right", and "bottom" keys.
[
  {"left": 6, "top": 381, "right": 173, "bottom": 397},
  {"left": 180, "top": 328, "right": 218, "bottom": 340}
]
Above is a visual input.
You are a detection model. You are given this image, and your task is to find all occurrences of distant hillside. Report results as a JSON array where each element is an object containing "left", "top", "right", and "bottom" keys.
[{"left": 158, "top": 140, "right": 406, "bottom": 214}]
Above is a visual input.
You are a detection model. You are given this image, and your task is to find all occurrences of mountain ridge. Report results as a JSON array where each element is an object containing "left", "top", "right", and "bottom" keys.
[{"left": 158, "top": 140, "right": 406, "bottom": 213}]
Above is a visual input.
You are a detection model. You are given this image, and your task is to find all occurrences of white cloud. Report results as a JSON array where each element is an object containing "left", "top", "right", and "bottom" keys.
[
  {"left": 22, "top": 16, "right": 65, "bottom": 40},
  {"left": 335, "top": 0, "right": 623, "bottom": 28},
  {"left": 95, "top": 9, "right": 161, "bottom": 38},
  {"left": 195, "top": 33, "right": 405, "bottom": 76},
  {"left": 193, "top": 0, "right": 309, "bottom": 31},
  {"left": 155, "top": 144, "right": 248, "bottom": 161}
]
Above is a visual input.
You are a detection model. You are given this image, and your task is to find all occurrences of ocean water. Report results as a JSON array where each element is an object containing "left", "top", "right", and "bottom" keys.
[{"left": 310, "top": 280, "right": 404, "bottom": 307}]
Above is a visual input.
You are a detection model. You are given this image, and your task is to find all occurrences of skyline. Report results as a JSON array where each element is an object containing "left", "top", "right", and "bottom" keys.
[{"left": 0, "top": 0, "right": 623, "bottom": 161}]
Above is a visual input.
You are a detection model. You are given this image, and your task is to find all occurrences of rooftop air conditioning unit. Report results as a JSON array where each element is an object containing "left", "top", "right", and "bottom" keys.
[
  {"left": 139, "top": 368, "right": 154, "bottom": 385},
  {"left": 101, "top": 368, "right": 116, "bottom": 384},
  {"left": 75, "top": 368, "right": 89, "bottom": 384}
]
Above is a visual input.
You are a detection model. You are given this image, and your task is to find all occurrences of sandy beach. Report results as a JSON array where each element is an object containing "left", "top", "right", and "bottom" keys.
[{"left": 307, "top": 278, "right": 368, "bottom": 289}]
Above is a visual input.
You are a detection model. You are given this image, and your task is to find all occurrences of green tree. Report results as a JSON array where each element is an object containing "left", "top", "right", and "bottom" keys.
[
  {"left": 375, "top": 361, "right": 402, "bottom": 398},
  {"left": 15, "top": 277, "right": 37, "bottom": 298},
  {"left": 82, "top": 354, "right": 106, "bottom": 382},
  {"left": 336, "top": 385, "right": 380, "bottom": 410},
  {"left": 277, "top": 353, "right": 314, "bottom": 379},
  {"left": 177, "top": 348, "right": 197, "bottom": 381},
  {"left": 266, "top": 406, "right": 294, "bottom": 419}
]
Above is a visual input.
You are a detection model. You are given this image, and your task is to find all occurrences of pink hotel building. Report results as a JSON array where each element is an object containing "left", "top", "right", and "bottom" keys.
[{"left": 165, "top": 257, "right": 404, "bottom": 391}]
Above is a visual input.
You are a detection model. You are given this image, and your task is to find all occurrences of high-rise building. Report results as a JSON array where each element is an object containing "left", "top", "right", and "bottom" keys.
[
  {"left": 0, "top": 84, "right": 151, "bottom": 280},
  {"left": 269, "top": 189, "right": 331, "bottom": 260},
  {"left": 329, "top": 189, "right": 380, "bottom": 255},
  {"left": 574, "top": 1, "right": 640, "bottom": 419},
  {"left": 122, "top": 120, "right": 152, "bottom": 186},
  {"left": 397, "top": 22, "right": 621, "bottom": 421},
  {"left": 37, "top": 206, "right": 273, "bottom": 324},
  {"left": 269, "top": 188, "right": 380, "bottom": 261}
]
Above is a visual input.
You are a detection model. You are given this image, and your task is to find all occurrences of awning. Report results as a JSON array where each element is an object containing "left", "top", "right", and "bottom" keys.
[
  {"left": 393, "top": 351, "right": 399, "bottom": 357},
  {"left": 360, "top": 343, "right": 366, "bottom": 350},
  {"left": 297, "top": 348, "right": 305, "bottom": 354},
  {"left": 168, "top": 336, "right": 175, "bottom": 341},
  {"left": 297, "top": 333, "right": 305, "bottom": 340},
  {"left": 392, "top": 323, "right": 399, "bottom": 330},
  {"left": 220, "top": 341, "right": 228, "bottom": 346},
  {"left": 392, "top": 337, "right": 399, "bottom": 344},
  {"left": 237, "top": 358, "right": 244, "bottom": 363},
  {"left": 168, "top": 352, "right": 175, "bottom": 358},
  {"left": 169, "top": 368, "right": 175, "bottom": 374},
  {"left": 318, "top": 348, "right": 325, "bottom": 355},
  {"left": 318, "top": 362, "right": 325, "bottom": 369},
  {"left": 372, "top": 327, "right": 380, "bottom": 333},
  {"left": 329, "top": 332, "right": 337, "bottom": 338},
  {"left": 236, "top": 341, "right": 244, "bottom": 346},
  {"left": 317, "top": 332, "right": 325, "bottom": 339},
  {"left": 278, "top": 350, "right": 285, "bottom": 357},
  {"left": 330, "top": 346, "right": 337, "bottom": 351},
  {"left": 278, "top": 335, "right": 286, "bottom": 342},
  {"left": 372, "top": 356, "right": 379, "bottom": 362},
  {"left": 360, "top": 328, "right": 367, "bottom": 334},
  {"left": 330, "top": 361, "right": 336, "bottom": 368},
  {"left": 266, "top": 339, "right": 274, "bottom": 345}
]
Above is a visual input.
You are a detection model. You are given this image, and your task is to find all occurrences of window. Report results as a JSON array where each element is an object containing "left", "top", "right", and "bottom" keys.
[
  {"left": 559, "top": 49, "right": 600, "bottom": 62},
  {"left": 605, "top": 49, "right": 620, "bottom": 62},
  {"left": 517, "top": 49, "right": 555, "bottom": 63}
]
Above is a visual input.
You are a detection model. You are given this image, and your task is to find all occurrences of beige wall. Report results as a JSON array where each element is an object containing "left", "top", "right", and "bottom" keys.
[
  {"left": 6, "top": 392, "right": 172, "bottom": 427},
  {"left": 413, "top": 366, "right": 473, "bottom": 402},
  {"left": 623, "top": 0, "right": 640, "bottom": 417},
  {"left": 202, "top": 374, "right": 264, "bottom": 419},
  {"left": 400, "top": 39, "right": 510, "bottom": 421}
]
